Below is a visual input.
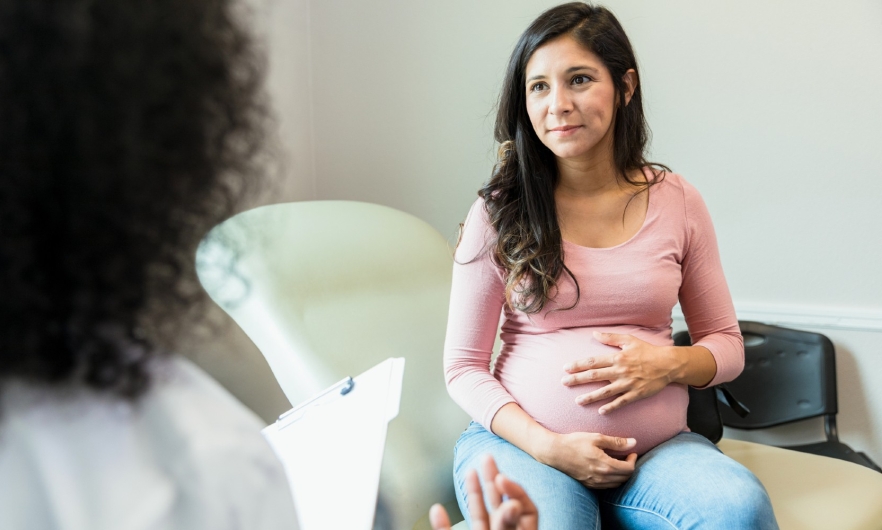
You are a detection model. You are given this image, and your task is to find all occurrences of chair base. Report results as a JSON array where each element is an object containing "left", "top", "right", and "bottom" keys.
[{"left": 783, "top": 440, "right": 882, "bottom": 473}]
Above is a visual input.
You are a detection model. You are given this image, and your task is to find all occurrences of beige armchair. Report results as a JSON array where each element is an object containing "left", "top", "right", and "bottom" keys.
[{"left": 196, "top": 200, "right": 470, "bottom": 529}]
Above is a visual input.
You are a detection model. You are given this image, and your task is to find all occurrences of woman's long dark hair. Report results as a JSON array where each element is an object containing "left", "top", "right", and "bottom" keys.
[
  {"left": 479, "top": 2, "right": 667, "bottom": 313},
  {"left": 0, "top": 0, "right": 267, "bottom": 398}
]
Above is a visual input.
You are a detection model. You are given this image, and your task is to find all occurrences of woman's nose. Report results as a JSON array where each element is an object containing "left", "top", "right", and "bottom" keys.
[{"left": 549, "top": 87, "right": 573, "bottom": 115}]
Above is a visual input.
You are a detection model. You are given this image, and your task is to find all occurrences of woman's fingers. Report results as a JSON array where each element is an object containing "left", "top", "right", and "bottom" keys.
[
  {"left": 580, "top": 462, "right": 635, "bottom": 487},
  {"left": 592, "top": 331, "right": 633, "bottom": 347},
  {"left": 563, "top": 353, "right": 614, "bottom": 373},
  {"left": 592, "top": 435, "right": 638, "bottom": 455},
  {"left": 592, "top": 435, "right": 638, "bottom": 454},
  {"left": 583, "top": 450, "right": 638, "bottom": 489},
  {"left": 561, "top": 367, "right": 617, "bottom": 386},
  {"left": 585, "top": 468, "right": 634, "bottom": 483},
  {"left": 429, "top": 504, "right": 452, "bottom": 530},
  {"left": 581, "top": 469, "right": 634, "bottom": 488},
  {"left": 574, "top": 380, "right": 634, "bottom": 406},
  {"left": 582, "top": 475, "right": 631, "bottom": 489},
  {"left": 481, "top": 455, "right": 503, "bottom": 509},
  {"left": 597, "top": 391, "right": 643, "bottom": 414}
]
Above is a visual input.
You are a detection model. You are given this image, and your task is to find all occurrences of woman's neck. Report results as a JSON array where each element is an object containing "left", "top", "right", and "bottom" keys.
[{"left": 555, "top": 152, "right": 622, "bottom": 198}]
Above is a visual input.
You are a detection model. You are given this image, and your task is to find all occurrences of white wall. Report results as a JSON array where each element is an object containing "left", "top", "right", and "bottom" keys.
[
  {"left": 307, "top": 0, "right": 882, "bottom": 300},
  {"left": 250, "top": 0, "right": 882, "bottom": 461},
  {"left": 254, "top": 0, "right": 316, "bottom": 203},
  {"left": 622, "top": 1, "right": 882, "bottom": 309},
  {"left": 309, "top": 0, "right": 526, "bottom": 243}
]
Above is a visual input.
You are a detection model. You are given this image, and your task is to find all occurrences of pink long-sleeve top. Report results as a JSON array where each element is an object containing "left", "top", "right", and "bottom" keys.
[{"left": 443, "top": 171, "right": 743, "bottom": 455}]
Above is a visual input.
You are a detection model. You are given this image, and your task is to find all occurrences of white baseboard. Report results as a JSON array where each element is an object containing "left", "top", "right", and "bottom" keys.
[{"left": 673, "top": 303, "right": 882, "bottom": 333}]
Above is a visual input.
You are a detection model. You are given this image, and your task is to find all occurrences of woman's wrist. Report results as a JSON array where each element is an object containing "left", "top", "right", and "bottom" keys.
[
  {"left": 667, "top": 345, "right": 716, "bottom": 387},
  {"left": 663, "top": 345, "right": 690, "bottom": 384},
  {"left": 528, "top": 427, "right": 559, "bottom": 466},
  {"left": 491, "top": 403, "right": 558, "bottom": 465}
]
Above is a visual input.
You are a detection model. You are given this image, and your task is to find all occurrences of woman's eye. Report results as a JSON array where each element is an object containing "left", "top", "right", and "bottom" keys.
[
  {"left": 572, "top": 75, "right": 592, "bottom": 85},
  {"left": 529, "top": 82, "right": 547, "bottom": 93}
]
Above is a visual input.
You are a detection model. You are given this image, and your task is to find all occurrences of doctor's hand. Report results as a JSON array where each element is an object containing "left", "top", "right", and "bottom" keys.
[
  {"left": 429, "top": 455, "right": 538, "bottom": 530},
  {"left": 562, "top": 332, "right": 684, "bottom": 415}
]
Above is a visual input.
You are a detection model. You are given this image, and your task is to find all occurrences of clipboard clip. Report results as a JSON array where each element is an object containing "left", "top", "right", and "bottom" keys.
[{"left": 276, "top": 376, "right": 355, "bottom": 428}]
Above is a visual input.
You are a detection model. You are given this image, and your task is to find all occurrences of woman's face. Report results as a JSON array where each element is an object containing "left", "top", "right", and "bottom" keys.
[{"left": 524, "top": 35, "right": 633, "bottom": 163}]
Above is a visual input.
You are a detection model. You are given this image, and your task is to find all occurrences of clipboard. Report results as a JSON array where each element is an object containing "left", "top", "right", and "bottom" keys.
[{"left": 262, "top": 358, "right": 405, "bottom": 530}]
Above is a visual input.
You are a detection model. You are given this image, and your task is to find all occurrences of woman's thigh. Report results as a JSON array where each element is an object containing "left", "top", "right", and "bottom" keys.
[
  {"left": 453, "top": 422, "right": 600, "bottom": 530},
  {"left": 600, "top": 432, "right": 779, "bottom": 530}
]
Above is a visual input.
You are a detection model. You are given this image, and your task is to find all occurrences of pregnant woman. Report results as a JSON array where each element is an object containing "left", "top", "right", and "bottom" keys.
[{"left": 443, "top": 3, "right": 779, "bottom": 529}]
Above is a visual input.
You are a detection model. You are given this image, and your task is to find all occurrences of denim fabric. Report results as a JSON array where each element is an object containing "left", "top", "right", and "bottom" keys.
[{"left": 453, "top": 423, "right": 778, "bottom": 530}]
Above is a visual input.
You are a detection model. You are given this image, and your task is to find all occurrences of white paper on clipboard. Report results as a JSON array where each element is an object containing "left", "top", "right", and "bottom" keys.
[{"left": 262, "top": 358, "right": 405, "bottom": 530}]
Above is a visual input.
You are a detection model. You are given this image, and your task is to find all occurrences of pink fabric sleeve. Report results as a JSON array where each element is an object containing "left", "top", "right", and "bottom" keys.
[
  {"left": 443, "top": 199, "right": 516, "bottom": 431},
  {"left": 678, "top": 181, "right": 744, "bottom": 387}
]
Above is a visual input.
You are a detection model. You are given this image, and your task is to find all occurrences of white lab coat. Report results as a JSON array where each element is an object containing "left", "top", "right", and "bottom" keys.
[{"left": 0, "top": 355, "right": 299, "bottom": 530}]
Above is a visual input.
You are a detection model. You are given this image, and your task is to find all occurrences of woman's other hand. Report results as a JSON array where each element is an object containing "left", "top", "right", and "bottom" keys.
[
  {"left": 429, "top": 455, "right": 538, "bottom": 530},
  {"left": 540, "top": 432, "right": 637, "bottom": 489},
  {"left": 561, "top": 332, "right": 691, "bottom": 414},
  {"left": 489, "top": 403, "right": 637, "bottom": 489}
]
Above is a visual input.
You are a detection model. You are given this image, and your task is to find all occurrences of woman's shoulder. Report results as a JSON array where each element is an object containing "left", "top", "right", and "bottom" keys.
[
  {"left": 648, "top": 168, "right": 708, "bottom": 209},
  {"left": 456, "top": 196, "right": 495, "bottom": 253},
  {"left": 465, "top": 195, "right": 489, "bottom": 223}
]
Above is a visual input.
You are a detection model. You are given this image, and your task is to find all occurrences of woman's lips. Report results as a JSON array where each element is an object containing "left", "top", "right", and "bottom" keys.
[{"left": 549, "top": 125, "right": 582, "bottom": 136}]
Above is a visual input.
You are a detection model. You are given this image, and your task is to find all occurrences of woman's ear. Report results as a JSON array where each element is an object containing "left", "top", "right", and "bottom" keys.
[{"left": 622, "top": 69, "right": 638, "bottom": 106}]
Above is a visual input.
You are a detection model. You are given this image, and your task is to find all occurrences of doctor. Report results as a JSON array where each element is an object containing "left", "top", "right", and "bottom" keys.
[{"left": 0, "top": 1, "right": 297, "bottom": 528}]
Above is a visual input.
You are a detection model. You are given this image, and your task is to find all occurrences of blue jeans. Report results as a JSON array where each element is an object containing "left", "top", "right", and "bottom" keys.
[{"left": 453, "top": 422, "right": 778, "bottom": 530}]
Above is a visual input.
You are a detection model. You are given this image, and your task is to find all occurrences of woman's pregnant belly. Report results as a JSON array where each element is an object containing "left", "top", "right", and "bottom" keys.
[{"left": 495, "top": 326, "right": 688, "bottom": 456}]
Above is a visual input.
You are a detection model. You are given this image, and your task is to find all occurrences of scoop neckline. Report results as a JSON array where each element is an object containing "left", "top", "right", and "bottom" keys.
[{"left": 561, "top": 167, "right": 660, "bottom": 251}]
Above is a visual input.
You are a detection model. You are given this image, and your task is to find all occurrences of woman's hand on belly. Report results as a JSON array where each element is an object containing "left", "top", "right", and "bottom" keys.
[
  {"left": 562, "top": 332, "right": 684, "bottom": 415},
  {"left": 541, "top": 432, "right": 638, "bottom": 489}
]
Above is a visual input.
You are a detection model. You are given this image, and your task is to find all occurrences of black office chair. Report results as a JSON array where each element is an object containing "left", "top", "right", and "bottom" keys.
[{"left": 675, "top": 321, "right": 880, "bottom": 472}]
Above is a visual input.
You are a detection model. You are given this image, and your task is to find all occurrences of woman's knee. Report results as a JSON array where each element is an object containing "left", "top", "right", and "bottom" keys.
[
  {"left": 607, "top": 433, "right": 778, "bottom": 528},
  {"left": 684, "top": 446, "right": 777, "bottom": 526},
  {"left": 604, "top": 466, "right": 776, "bottom": 530},
  {"left": 707, "top": 465, "right": 777, "bottom": 528},
  {"left": 659, "top": 458, "right": 775, "bottom": 525}
]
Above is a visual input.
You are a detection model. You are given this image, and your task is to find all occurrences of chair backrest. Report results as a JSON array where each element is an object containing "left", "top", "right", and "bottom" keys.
[
  {"left": 196, "top": 201, "right": 470, "bottom": 528},
  {"left": 720, "top": 321, "right": 838, "bottom": 429}
]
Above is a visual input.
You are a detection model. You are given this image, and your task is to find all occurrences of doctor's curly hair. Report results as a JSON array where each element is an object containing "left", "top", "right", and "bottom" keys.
[{"left": 0, "top": 0, "right": 268, "bottom": 397}]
